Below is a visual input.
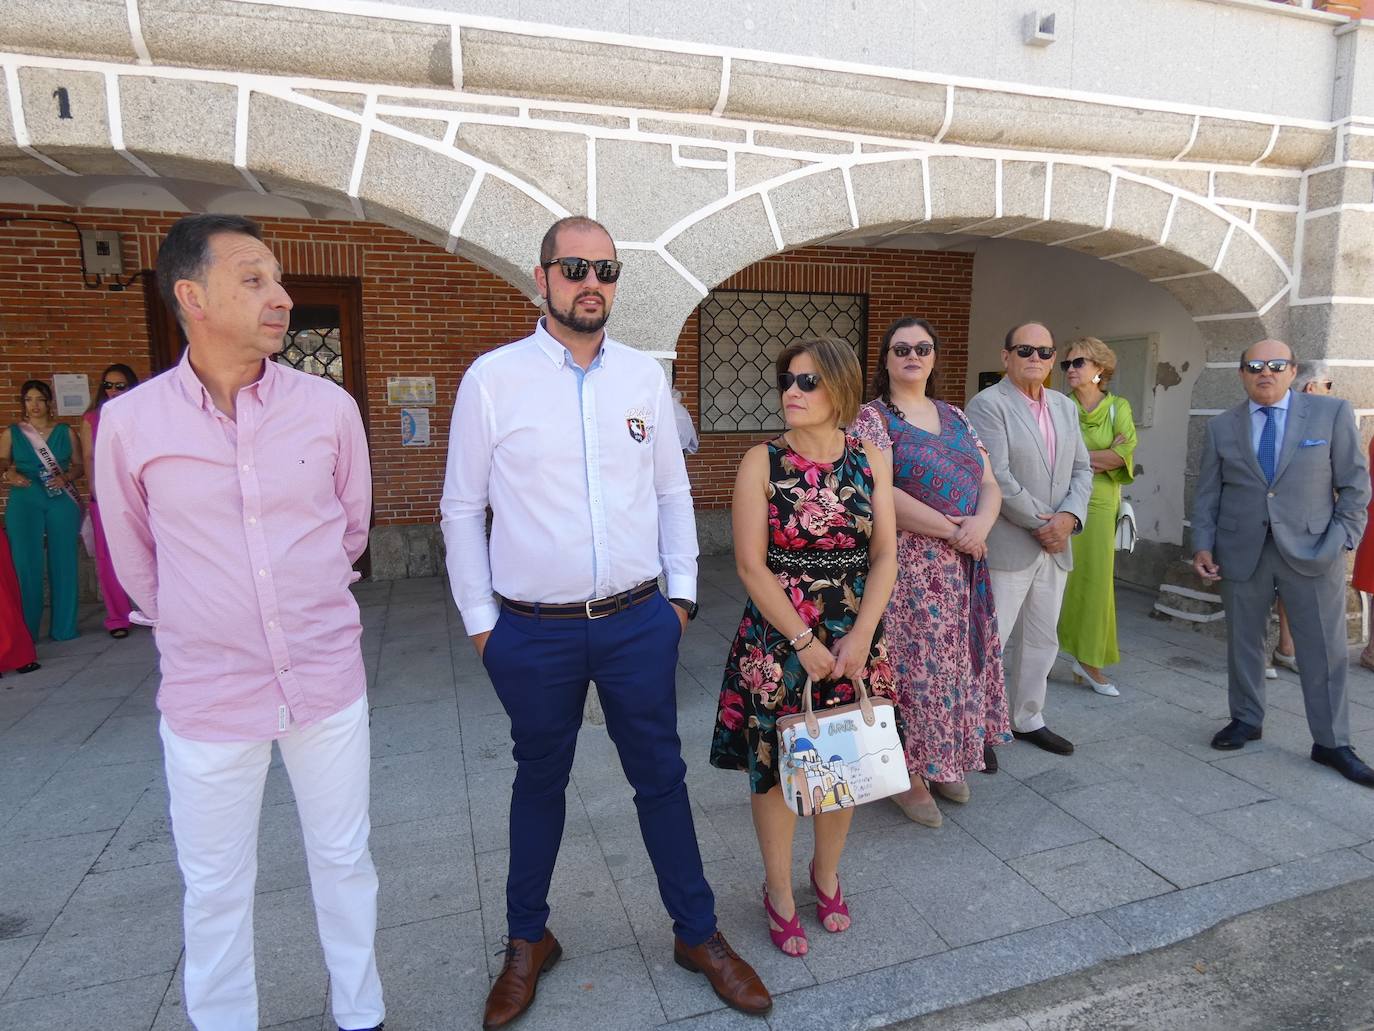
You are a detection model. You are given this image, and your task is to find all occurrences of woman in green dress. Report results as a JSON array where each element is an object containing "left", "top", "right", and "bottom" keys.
[
  {"left": 1056, "top": 338, "right": 1136, "bottom": 697},
  {"left": 0, "top": 380, "right": 84, "bottom": 642}
]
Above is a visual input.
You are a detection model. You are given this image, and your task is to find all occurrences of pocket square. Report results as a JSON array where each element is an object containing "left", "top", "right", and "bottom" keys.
[{"left": 1300, "top": 438, "right": 1328, "bottom": 447}]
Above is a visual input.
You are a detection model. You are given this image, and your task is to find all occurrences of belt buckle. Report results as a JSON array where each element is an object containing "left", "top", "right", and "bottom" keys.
[{"left": 585, "top": 598, "right": 611, "bottom": 620}]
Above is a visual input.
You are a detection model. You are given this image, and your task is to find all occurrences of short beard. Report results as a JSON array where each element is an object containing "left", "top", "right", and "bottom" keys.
[{"left": 547, "top": 293, "right": 611, "bottom": 335}]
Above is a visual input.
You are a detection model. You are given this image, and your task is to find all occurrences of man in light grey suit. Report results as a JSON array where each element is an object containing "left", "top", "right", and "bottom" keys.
[
  {"left": 1191, "top": 338, "right": 1374, "bottom": 787},
  {"left": 966, "top": 323, "right": 1093, "bottom": 756}
]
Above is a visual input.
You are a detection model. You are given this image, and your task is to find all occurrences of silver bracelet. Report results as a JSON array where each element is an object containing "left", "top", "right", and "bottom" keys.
[{"left": 788, "top": 626, "right": 814, "bottom": 648}]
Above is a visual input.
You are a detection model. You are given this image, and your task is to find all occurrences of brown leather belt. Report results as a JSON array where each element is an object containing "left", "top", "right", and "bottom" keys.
[{"left": 500, "top": 579, "right": 659, "bottom": 620}]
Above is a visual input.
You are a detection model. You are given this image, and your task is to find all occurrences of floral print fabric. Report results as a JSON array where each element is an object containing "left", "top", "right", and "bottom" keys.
[
  {"left": 850, "top": 400, "right": 1011, "bottom": 782},
  {"left": 710, "top": 436, "right": 900, "bottom": 794}
]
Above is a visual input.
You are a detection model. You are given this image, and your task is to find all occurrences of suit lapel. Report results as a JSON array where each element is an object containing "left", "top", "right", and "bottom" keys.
[
  {"left": 1000, "top": 379, "right": 1052, "bottom": 475},
  {"left": 1273, "top": 390, "right": 1306, "bottom": 483},
  {"left": 1230, "top": 402, "right": 1269, "bottom": 484}
]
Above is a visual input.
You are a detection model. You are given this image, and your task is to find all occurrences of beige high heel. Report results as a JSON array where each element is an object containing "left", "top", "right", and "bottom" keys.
[{"left": 892, "top": 780, "right": 943, "bottom": 827}]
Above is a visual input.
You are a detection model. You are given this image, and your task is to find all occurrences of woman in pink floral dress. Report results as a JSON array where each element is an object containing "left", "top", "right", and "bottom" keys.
[
  {"left": 711, "top": 336, "right": 898, "bottom": 958},
  {"left": 851, "top": 317, "right": 1011, "bottom": 826}
]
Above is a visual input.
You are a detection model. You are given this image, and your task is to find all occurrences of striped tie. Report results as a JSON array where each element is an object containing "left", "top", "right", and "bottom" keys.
[{"left": 1258, "top": 406, "right": 1277, "bottom": 483}]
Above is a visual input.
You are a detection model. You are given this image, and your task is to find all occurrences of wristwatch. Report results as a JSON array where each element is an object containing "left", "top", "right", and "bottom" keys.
[{"left": 669, "top": 597, "right": 699, "bottom": 621}]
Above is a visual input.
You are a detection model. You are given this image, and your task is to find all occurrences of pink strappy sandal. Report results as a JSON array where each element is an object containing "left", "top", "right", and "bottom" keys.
[
  {"left": 809, "top": 862, "right": 850, "bottom": 933},
  {"left": 762, "top": 884, "right": 808, "bottom": 956}
]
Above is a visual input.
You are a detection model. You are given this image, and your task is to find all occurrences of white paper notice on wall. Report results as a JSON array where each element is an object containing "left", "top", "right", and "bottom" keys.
[
  {"left": 387, "top": 376, "right": 436, "bottom": 406},
  {"left": 401, "top": 408, "right": 430, "bottom": 447},
  {"left": 52, "top": 374, "right": 90, "bottom": 416}
]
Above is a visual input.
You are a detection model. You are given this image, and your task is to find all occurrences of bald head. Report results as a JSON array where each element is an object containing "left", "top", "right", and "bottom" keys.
[
  {"left": 1240, "top": 339, "right": 1293, "bottom": 365},
  {"left": 1239, "top": 338, "right": 1297, "bottom": 405}
]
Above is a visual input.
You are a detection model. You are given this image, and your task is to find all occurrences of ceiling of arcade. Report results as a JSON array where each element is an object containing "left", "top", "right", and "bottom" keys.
[{"left": 0, "top": 1, "right": 1339, "bottom": 349}]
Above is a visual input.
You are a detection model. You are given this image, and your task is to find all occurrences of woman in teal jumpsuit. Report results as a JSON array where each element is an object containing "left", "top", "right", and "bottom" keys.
[{"left": 0, "top": 381, "right": 84, "bottom": 641}]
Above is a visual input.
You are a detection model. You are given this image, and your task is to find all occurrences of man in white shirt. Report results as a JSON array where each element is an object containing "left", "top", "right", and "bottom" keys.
[{"left": 441, "top": 217, "right": 771, "bottom": 1029}]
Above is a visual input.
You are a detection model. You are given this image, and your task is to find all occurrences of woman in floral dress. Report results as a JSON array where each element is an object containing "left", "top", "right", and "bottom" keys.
[
  {"left": 711, "top": 336, "right": 898, "bottom": 958},
  {"left": 851, "top": 317, "right": 1012, "bottom": 826}
]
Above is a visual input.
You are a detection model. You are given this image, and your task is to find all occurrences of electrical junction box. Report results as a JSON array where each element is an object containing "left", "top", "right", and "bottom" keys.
[{"left": 80, "top": 229, "right": 123, "bottom": 276}]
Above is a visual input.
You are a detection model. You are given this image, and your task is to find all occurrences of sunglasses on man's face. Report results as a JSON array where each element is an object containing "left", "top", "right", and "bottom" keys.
[
  {"left": 101, "top": 381, "right": 129, "bottom": 392},
  {"left": 1008, "top": 345, "right": 1056, "bottom": 361},
  {"left": 778, "top": 372, "right": 822, "bottom": 393},
  {"left": 891, "top": 343, "right": 934, "bottom": 358},
  {"left": 1059, "top": 357, "right": 1090, "bottom": 372},
  {"left": 541, "top": 256, "right": 623, "bottom": 283},
  {"left": 1241, "top": 359, "right": 1292, "bottom": 374}
]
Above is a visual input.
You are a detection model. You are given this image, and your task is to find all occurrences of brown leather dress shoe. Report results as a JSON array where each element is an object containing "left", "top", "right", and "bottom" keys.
[
  {"left": 483, "top": 931, "right": 562, "bottom": 1030},
  {"left": 674, "top": 931, "right": 772, "bottom": 1015}
]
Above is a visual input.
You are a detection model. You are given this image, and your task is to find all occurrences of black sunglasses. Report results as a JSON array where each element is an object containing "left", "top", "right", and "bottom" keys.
[
  {"left": 101, "top": 381, "right": 130, "bottom": 391},
  {"left": 778, "top": 372, "right": 822, "bottom": 393},
  {"left": 891, "top": 343, "right": 934, "bottom": 358},
  {"left": 1241, "top": 359, "right": 1292, "bottom": 374},
  {"left": 541, "top": 256, "right": 623, "bottom": 283},
  {"left": 1008, "top": 345, "right": 1056, "bottom": 360},
  {"left": 1059, "top": 357, "right": 1090, "bottom": 372}
]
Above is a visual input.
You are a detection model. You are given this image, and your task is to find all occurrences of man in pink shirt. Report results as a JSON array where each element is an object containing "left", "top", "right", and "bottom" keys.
[{"left": 95, "top": 214, "right": 384, "bottom": 1031}]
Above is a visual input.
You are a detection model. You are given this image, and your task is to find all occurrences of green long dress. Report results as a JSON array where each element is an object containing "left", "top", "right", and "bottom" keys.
[{"left": 1057, "top": 393, "right": 1136, "bottom": 667}]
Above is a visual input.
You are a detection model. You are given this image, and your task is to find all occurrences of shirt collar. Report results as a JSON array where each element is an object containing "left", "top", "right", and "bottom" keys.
[
  {"left": 175, "top": 348, "right": 276, "bottom": 412},
  {"left": 1248, "top": 389, "right": 1292, "bottom": 416},
  {"left": 533, "top": 317, "right": 610, "bottom": 371}
]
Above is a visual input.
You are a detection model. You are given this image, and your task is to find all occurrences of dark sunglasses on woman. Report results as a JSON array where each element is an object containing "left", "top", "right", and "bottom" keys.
[
  {"left": 101, "top": 381, "right": 130, "bottom": 391},
  {"left": 777, "top": 372, "right": 822, "bottom": 393},
  {"left": 540, "top": 256, "right": 624, "bottom": 283},
  {"left": 891, "top": 343, "right": 934, "bottom": 358},
  {"left": 1007, "top": 344, "right": 1056, "bottom": 360},
  {"left": 1059, "top": 357, "right": 1090, "bottom": 371}
]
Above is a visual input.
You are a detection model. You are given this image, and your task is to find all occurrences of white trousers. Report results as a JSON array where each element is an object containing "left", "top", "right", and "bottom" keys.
[
  {"left": 159, "top": 694, "right": 384, "bottom": 1031},
  {"left": 990, "top": 552, "right": 1069, "bottom": 733}
]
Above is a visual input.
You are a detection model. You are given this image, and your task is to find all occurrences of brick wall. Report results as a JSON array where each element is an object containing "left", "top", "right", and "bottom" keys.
[
  {"left": 680, "top": 246, "right": 975, "bottom": 508},
  {"left": 1, "top": 207, "right": 973, "bottom": 520}
]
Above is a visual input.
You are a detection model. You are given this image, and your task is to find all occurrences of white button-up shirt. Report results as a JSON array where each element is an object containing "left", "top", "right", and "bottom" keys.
[{"left": 441, "top": 319, "right": 698, "bottom": 635}]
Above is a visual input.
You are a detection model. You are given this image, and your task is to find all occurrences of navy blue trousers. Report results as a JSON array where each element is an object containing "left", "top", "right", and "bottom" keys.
[{"left": 483, "top": 592, "right": 717, "bottom": 946}]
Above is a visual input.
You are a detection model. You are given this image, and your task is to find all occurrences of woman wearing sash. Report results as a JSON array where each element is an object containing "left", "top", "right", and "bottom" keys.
[
  {"left": 0, "top": 380, "right": 84, "bottom": 641},
  {"left": 851, "top": 318, "right": 1011, "bottom": 825}
]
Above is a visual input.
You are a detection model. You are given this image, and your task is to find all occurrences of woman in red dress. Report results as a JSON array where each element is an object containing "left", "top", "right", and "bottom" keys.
[
  {"left": 0, "top": 524, "right": 40, "bottom": 675},
  {"left": 1351, "top": 438, "right": 1374, "bottom": 671}
]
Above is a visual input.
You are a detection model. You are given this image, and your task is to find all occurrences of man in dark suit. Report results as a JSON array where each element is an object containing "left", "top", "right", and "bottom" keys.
[{"left": 1191, "top": 339, "right": 1374, "bottom": 786}]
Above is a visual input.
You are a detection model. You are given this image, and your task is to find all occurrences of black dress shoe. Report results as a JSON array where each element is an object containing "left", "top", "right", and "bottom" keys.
[
  {"left": 1311, "top": 744, "right": 1374, "bottom": 788},
  {"left": 1012, "top": 727, "right": 1074, "bottom": 755},
  {"left": 981, "top": 741, "right": 999, "bottom": 774},
  {"left": 1211, "top": 719, "right": 1262, "bottom": 751}
]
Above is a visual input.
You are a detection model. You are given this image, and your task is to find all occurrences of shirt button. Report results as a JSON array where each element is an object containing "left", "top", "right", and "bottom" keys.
[
  {"left": 1267, "top": 492, "right": 1275, "bottom": 498},
  {"left": 258, "top": 569, "right": 267, "bottom": 577},
  {"left": 247, "top": 517, "right": 257, "bottom": 525},
  {"left": 279, "top": 667, "right": 289, "bottom": 675},
  {"left": 267, "top": 620, "right": 276, "bottom": 629},
  {"left": 242, "top": 464, "right": 251, "bottom": 472}
]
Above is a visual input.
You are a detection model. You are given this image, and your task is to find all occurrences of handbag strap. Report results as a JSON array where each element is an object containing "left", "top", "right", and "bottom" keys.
[
  {"left": 15, "top": 421, "right": 82, "bottom": 511},
  {"left": 800, "top": 673, "right": 876, "bottom": 739}
]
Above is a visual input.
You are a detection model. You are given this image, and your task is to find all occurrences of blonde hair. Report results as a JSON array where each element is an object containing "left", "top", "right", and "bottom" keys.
[
  {"left": 775, "top": 336, "right": 863, "bottom": 427},
  {"left": 1066, "top": 336, "right": 1117, "bottom": 386}
]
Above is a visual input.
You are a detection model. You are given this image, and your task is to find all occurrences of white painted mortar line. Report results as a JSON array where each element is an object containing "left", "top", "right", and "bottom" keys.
[
  {"left": 1290, "top": 295, "right": 1374, "bottom": 305},
  {"left": 1172, "top": 117, "right": 1200, "bottom": 162},
  {"left": 346, "top": 93, "right": 376, "bottom": 218},
  {"left": 933, "top": 86, "right": 954, "bottom": 144},
  {"left": 656, "top": 244, "right": 708, "bottom": 297},
  {"left": 1291, "top": 169, "right": 1309, "bottom": 298},
  {"left": 125, "top": 0, "right": 153, "bottom": 65},
  {"left": 994, "top": 158, "right": 1003, "bottom": 220},
  {"left": 447, "top": 168, "right": 484, "bottom": 249},
  {"left": 841, "top": 167, "right": 859, "bottom": 229},
  {"left": 760, "top": 191, "right": 783, "bottom": 250},
  {"left": 3, "top": 65, "right": 76, "bottom": 175},
  {"left": 1042, "top": 161, "right": 1054, "bottom": 221},
  {"left": 586, "top": 138, "right": 596, "bottom": 218},
  {"left": 103, "top": 71, "right": 157, "bottom": 177},
  {"left": 711, "top": 55, "right": 730, "bottom": 118},
  {"left": 450, "top": 21, "right": 463, "bottom": 90},
  {"left": 233, "top": 85, "right": 267, "bottom": 193},
  {"left": 1211, "top": 222, "right": 1237, "bottom": 271},
  {"left": 1250, "top": 124, "right": 1280, "bottom": 167}
]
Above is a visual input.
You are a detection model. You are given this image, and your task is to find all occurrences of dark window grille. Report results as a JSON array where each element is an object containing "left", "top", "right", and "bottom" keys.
[
  {"left": 278, "top": 303, "right": 345, "bottom": 386},
  {"left": 698, "top": 290, "right": 867, "bottom": 433}
]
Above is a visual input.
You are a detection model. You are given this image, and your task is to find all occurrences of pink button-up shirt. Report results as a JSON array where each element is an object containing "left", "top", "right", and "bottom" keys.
[
  {"left": 1021, "top": 386, "right": 1057, "bottom": 468},
  {"left": 94, "top": 351, "right": 372, "bottom": 741}
]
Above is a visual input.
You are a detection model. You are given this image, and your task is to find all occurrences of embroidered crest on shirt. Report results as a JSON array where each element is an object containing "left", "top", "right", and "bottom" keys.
[{"left": 626, "top": 405, "right": 654, "bottom": 444}]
